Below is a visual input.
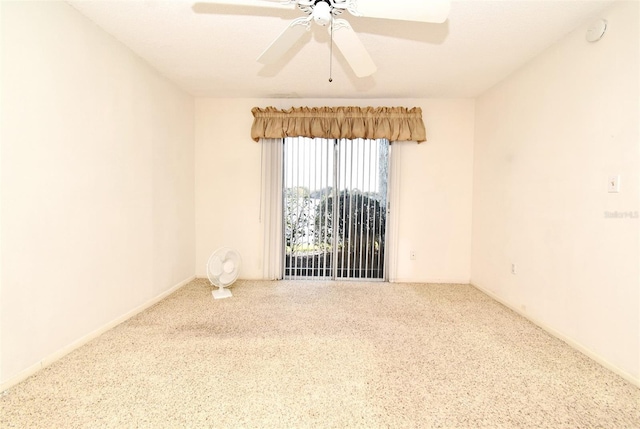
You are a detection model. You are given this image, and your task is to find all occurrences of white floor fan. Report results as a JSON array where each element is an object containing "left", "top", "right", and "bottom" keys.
[
  {"left": 193, "top": 0, "right": 451, "bottom": 78},
  {"left": 207, "top": 247, "right": 242, "bottom": 299}
]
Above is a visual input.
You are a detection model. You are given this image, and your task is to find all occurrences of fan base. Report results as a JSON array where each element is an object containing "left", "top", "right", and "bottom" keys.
[{"left": 212, "top": 288, "right": 233, "bottom": 300}]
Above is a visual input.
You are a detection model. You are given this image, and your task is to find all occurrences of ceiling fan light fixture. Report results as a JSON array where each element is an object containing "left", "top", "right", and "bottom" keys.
[{"left": 313, "top": 1, "right": 332, "bottom": 26}]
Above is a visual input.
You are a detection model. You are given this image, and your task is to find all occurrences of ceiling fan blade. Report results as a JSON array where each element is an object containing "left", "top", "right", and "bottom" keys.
[
  {"left": 331, "top": 21, "right": 376, "bottom": 78},
  {"left": 258, "top": 19, "right": 309, "bottom": 64},
  {"left": 194, "top": 0, "right": 296, "bottom": 10},
  {"left": 355, "top": 0, "right": 451, "bottom": 24}
]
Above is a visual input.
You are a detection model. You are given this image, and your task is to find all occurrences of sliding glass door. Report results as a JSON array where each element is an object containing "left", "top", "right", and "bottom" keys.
[{"left": 283, "top": 137, "right": 390, "bottom": 280}]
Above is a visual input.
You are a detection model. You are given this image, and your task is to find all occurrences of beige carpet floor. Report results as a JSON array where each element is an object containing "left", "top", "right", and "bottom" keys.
[{"left": 1, "top": 279, "right": 639, "bottom": 428}]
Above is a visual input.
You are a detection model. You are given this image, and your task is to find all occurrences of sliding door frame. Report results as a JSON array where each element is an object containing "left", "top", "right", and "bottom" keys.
[{"left": 282, "top": 137, "right": 391, "bottom": 282}]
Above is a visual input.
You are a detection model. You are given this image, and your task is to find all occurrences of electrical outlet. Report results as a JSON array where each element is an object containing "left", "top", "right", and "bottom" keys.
[
  {"left": 511, "top": 263, "right": 517, "bottom": 275},
  {"left": 410, "top": 250, "right": 416, "bottom": 260}
]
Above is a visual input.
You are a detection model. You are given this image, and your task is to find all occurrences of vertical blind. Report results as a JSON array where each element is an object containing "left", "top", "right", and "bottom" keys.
[{"left": 283, "top": 137, "right": 390, "bottom": 280}]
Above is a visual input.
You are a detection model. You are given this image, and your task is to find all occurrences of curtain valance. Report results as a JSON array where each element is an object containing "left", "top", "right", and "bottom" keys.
[{"left": 251, "top": 106, "right": 426, "bottom": 143}]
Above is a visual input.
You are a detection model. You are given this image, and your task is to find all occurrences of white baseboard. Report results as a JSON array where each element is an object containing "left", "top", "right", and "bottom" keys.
[
  {"left": 472, "top": 282, "right": 640, "bottom": 389},
  {"left": 390, "top": 278, "right": 471, "bottom": 285},
  {"left": 0, "top": 276, "right": 195, "bottom": 393}
]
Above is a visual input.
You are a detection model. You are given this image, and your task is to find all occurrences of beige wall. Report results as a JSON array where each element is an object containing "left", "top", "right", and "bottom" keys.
[
  {"left": 0, "top": 1, "right": 195, "bottom": 384},
  {"left": 195, "top": 98, "right": 475, "bottom": 283},
  {"left": 471, "top": 1, "right": 639, "bottom": 381}
]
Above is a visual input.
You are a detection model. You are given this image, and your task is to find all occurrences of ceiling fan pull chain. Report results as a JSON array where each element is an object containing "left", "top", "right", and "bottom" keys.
[{"left": 329, "top": 17, "right": 333, "bottom": 82}]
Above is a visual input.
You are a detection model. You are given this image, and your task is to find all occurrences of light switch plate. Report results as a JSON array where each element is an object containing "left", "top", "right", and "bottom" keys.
[{"left": 608, "top": 175, "right": 620, "bottom": 193}]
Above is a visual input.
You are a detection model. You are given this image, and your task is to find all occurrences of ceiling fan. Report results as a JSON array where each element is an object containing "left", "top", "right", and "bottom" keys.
[{"left": 194, "top": 0, "right": 451, "bottom": 78}]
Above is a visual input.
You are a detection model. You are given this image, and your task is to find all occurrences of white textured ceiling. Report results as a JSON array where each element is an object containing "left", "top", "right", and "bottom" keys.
[{"left": 67, "top": 0, "right": 615, "bottom": 98}]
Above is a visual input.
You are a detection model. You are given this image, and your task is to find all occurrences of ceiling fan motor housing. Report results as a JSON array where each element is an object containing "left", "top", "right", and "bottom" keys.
[{"left": 313, "top": 1, "right": 332, "bottom": 26}]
